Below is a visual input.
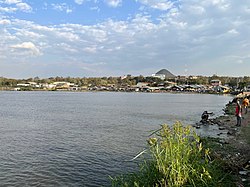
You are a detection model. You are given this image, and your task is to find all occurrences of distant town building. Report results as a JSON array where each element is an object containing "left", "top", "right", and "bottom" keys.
[
  {"left": 164, "top": 80, "right": 177, "bottom": 86},
  {"left": 188, "top": 76, "right": 198, "bottom": 80},
  {"left": 210, "top": 80, "right": 221, "bottom": 86},
  {"left": 152, "top": 73, "right": 165, "bottom": 80},
  {"left": 152, "top": 69, "right": 176, "bottom": 80},
  {"left": 16, "top": 82, "right": 40, "bottom": 88},
  {"left": 213, "top": 85, "right": 230, "bottom": 93},
  {"left": 120, "top": 75, "right": 127, "bottom": 80},
  {"left": 177, "top": 75, "right": 188, "bottom": 81},
  {"left": 136, "top": 82, "right": 149, "bottom": 88}
]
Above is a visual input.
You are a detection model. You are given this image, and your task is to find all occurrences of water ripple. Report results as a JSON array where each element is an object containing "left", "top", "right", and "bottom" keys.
[{"left": 0, "top": 92, "right": 232, "bottom": 186}]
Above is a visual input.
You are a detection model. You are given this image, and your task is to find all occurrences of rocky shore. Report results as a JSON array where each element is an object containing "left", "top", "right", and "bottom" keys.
[{"left": 193, "top": 100, "right": 250, "bottom": 186}]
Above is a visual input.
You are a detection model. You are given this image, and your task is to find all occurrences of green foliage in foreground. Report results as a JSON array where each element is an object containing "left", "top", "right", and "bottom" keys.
[{"left": 111, "top": 122, "right": 235, "bottom": 187}]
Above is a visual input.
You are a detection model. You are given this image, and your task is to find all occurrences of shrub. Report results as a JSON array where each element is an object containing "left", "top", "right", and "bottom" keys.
[{"left": 111, "top": 122, "right": 234, "bottom": 187}]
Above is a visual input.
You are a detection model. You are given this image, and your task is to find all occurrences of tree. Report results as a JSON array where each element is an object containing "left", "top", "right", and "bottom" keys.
[{"left": 238, "top": 82, "right": 247, "bottom": 90}]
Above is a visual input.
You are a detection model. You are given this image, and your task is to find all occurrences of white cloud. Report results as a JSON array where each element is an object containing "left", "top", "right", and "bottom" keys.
[
  {"left": 227, "top": 29, "right": 239, "bottom": 35},
  {"left": 211, "top": 0, "right": 230, "bottom": 10},
  {"left": 1, "top": 29, "right": 17, "bottom": 40},
  {"left": 52, "top": 3, "right": 73, "bottom": 13},
  {"left": 137, "top": 0, "right": 175, "bottom": 11},
  {"left": 90, "top": 6, "right": 100, "bottom": 12},
  {"left": 244, "top": 6, "right": 250, "bottom": 13},
  {"left": 83, "top": 46, "right": 97, "bottom": 53},
  {"left": 74, "top": 0, "right": 84, "bottom": 5},
  {"left": 4, "top": 0, "right": 21, "bottom": 4},
  {"left": 0, "top": 19, "right": 11, "bottom": 24},
  {"left": 1, "top": 0, "right": 250, "bottom": 77},
  {"left": 57, "top": 43, "right": 78, "bottom": 53},
  {"left": 15, "top": 29, "right": 44, "bottom": 39},
  {"left": 0, "top": 7, "right": 17, "bottom": 13},
  {"left": 105, "top": 0, "right": 122, "bottom": 8},
  {"left": 188, "top": 5, "right": 205, "bottom": 15},
  {"left": 11, "top": 42, "right": 41, "bottom": 56},
  {"left": 56, "top": 31, "right": 80, "bottom": 41},
  {"left": 130, "top": 14, "right": 156, "bottom": 32},
  {"left": 0, "top": 0, "right": 32, "bottom": 13},
  {"left": 237, "top": 59, "right": 243, "bottom": 64},
  {"left": 31, "top": 24, "right": 55, "bottom": 32},
  {"left": 16, "top": 2, "right": 32, "bottom": 12}
]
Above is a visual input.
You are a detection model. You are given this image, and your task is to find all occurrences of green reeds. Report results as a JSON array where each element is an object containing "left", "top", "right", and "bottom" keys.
[
  {"left": 148, "top": 122, "right": 210, "bottom": 186},
  {"left": 111, "top": 122, "right": 234, "bottom": 187}
]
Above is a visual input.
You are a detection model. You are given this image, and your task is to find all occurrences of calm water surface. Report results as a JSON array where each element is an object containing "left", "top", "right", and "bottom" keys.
[{"left": 0, "top": 91, "right": 232, "bottom": 186}]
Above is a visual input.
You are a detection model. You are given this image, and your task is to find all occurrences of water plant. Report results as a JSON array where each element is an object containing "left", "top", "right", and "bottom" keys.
[{"left": 111, "top": 122, "right": 235, "bottom": 187}]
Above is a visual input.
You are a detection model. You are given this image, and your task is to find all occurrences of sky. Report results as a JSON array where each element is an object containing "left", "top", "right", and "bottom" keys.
[{"left": 0, "top": 0, "right": 250, "bottom": 78}]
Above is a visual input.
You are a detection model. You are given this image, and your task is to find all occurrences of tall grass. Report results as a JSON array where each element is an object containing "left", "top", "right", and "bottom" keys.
[{"left": 111, "top": 122, "right": 235, "bottom": 187}]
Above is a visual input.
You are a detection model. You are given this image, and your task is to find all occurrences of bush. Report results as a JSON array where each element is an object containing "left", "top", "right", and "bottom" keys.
[{"left": 111, "top": 122, "right": 234, "bottom": 187}]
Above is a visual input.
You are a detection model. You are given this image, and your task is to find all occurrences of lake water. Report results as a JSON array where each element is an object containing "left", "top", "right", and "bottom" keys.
[{"left": 0, "top": 91, "right": 232, "bottom": 186}]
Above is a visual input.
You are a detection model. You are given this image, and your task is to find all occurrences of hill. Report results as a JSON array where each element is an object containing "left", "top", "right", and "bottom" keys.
[{"left": 155, "top": 69, "right": 176, "bottom": 78}]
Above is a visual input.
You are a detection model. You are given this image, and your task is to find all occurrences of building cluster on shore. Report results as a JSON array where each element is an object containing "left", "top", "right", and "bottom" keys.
[
  {"left": 1, "top": 69, "right": 250, "bottom": 95},
  {"left": 15, "top": 81, "right": 79, "bottom": 91},
  {"left": 9, "top": 79, "right": 250, "bottom": 96}
]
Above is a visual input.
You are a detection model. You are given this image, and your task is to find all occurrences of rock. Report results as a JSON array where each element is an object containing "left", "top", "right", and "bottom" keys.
[
  {"left": 243, "top": 160, "right": 250, "bottom": 169},
  {"left": 217, "top": 121, "right": 223, "bottom": 126},
  {"left": 219, "top": 127, "right": 226, "bottom": 130},
  {"left": 243, "top": 161, "right": 250, "bottom": 169},
  {"left": 239, "top": 170, "right": 248, "bottom": 175},
  {"left": 219, "top": 139, "right": 229, "bottom": 144},
  {"left": 227, "top": 131, "right": 235, "bottom": 135}
]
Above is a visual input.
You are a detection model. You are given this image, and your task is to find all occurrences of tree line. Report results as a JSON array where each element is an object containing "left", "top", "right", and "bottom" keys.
[{"left": 0, "top": 75, "right": 249, "bottom": 89}]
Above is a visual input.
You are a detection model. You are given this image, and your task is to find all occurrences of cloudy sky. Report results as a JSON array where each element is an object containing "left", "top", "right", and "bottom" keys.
[{"left": 0, "top": 0, "right": 250, "bottom": 78}]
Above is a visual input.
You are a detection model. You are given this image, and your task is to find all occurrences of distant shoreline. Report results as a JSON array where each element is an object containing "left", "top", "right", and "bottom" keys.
[{"left": 0, "top": 88, "right": 234, "bottom": 96}]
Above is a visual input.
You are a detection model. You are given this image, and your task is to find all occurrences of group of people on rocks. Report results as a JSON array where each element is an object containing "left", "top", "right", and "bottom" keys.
[
  {"left": 235, "top": 96, "right": 249, "bottom": 127},
  {"left": 200, "top": 95, "right": 249, "bottom": 127}
]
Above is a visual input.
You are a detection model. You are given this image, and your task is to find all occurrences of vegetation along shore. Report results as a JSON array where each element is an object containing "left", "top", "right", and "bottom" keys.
[
  {"left": 0, "top": 70, "right": 250, "bottom": 95},
  {"left": 111, "top": 96, "right": 250, "bottom": 186}
]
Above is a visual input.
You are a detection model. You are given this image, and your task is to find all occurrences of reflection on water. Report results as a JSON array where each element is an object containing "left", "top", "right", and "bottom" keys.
[{"left": 0, "top": 91, "right": 232, "bottom": 186}]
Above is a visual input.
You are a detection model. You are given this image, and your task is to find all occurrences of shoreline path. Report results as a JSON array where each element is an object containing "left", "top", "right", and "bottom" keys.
[{"left": 193, "top": 102, "right": 250, "bottom": 186}]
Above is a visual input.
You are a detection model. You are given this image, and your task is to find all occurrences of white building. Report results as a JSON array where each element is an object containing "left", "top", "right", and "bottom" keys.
[
  {"left": 152, "top": 74, "right": 165, "bottom": 80},
  {"left": 210, "top": 80, "right": 221, "bottom": 86},
  {"left": 136, "top": 82, "right": 149, "bottom": 88}
]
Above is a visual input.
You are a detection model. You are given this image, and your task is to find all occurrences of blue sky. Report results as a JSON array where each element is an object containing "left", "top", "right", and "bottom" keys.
[{"left": 0, "top": 0, "right": 250, "bottom": 78}]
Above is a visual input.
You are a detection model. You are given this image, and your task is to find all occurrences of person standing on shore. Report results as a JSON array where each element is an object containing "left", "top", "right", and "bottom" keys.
[
  {"left": 235, "top": 99, "right": 242, "bottom": 127},
  {"left": 242, "top": 97, "right": 249, "bottom": 114}
]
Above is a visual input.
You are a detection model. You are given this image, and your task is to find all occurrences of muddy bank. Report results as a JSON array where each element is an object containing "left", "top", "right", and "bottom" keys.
[{"left": 192, "top": 100, "right": 250, "bottom": 186}]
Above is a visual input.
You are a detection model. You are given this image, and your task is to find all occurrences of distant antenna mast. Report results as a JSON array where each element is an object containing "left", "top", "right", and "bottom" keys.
[{"left": 184, "top": 64, "right": 188, "bottom": 76}]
